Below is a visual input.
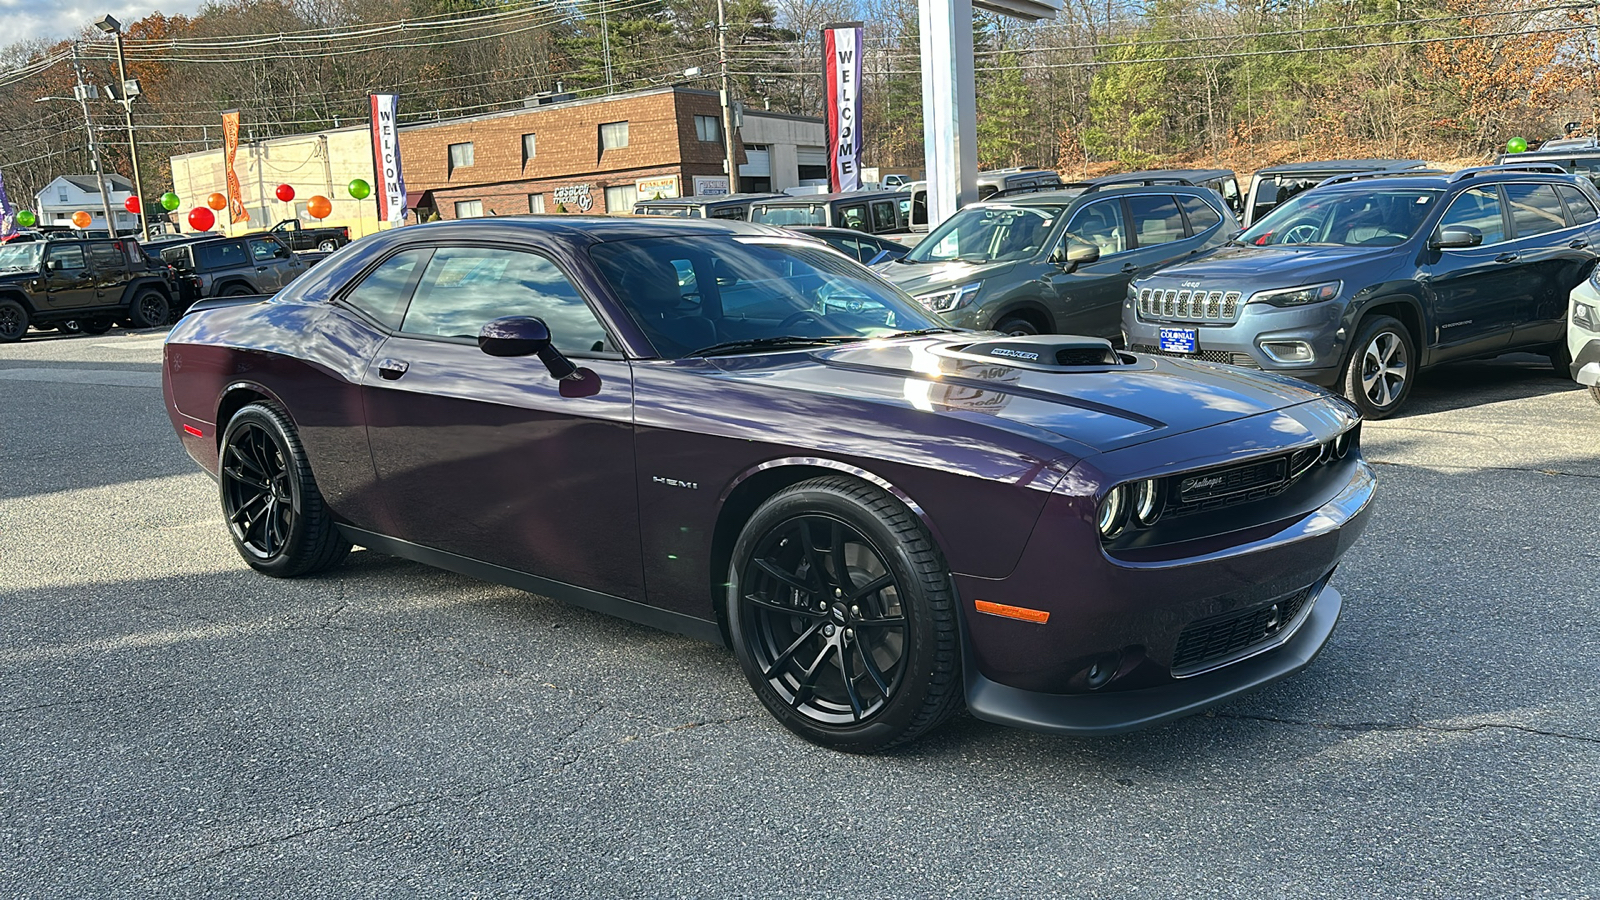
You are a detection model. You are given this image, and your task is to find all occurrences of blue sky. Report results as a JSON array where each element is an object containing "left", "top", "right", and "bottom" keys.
[{"left": 1, "top": 0, "right": 207, "bottom": 44}]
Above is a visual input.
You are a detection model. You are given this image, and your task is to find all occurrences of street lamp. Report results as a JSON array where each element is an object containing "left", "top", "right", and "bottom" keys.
[{"left": 95, "top": 15, "right": 149, "bottom": 242}]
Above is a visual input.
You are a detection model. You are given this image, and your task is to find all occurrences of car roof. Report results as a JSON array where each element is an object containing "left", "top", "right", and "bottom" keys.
[
  {"left": 1304, "top": 165, "right": 1585, "bottom": 191},
  {"left": 636, "top": 193, "right": 783, "bottom": 206},
  {"left": 986, "top": 183, "right": 1222, "bottom": 205},
  {"left": 1253, "top": 158, "right": 1428, "bottom": 176},
  {"left": 789, "top": 226, "right": 890, "bottom": 240},
  {"left": 1083, "top": 168, "right": 1235, "bottom": 185},
  {"left": 362, "top": 215, "right": 798, "bottom": 245},
  {"left": 753, "top": 190, "right": 906, "bottom": 205}
]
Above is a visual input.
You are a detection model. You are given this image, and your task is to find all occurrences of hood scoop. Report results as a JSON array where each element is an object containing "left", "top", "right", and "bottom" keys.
[{"left": 939, "top": 335, "right": 1128, "bottom": 372}]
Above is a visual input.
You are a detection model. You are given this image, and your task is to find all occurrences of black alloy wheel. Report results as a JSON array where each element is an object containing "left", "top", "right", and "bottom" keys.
[
  {"left": 219, "top": 402, "right": 350, "bottom": 577},
  {"left": 0, "top": 298, "right": 28, "bottom": 342},
  {"left": 80, "top": 317, "right": 113, "bottom": 335},
  {"left": 128, "top": 290, "right": 170, "bottom": 329},
  {"left": 728, "top": 477, "right": 961, "bottom": 752}
]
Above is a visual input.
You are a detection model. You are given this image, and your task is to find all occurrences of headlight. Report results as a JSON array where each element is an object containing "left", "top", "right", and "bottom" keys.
[
  {"left": 1575, "top": 298, "right": 1599, "bottom": 332},
  {"left": 1246, "top": 281, "right": 1341, "bottom": 308},
  {"left": 1097, "top": 485, "right": 1129, "bottom": 539},
  {"left": 1132, "top": 478, "right": 1161, "bottom": 525},
  {"left": 915, "top": 282, "right": 981, "bottom": 314}
]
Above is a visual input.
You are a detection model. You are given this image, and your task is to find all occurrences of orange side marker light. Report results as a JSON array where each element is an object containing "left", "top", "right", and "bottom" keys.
[{"left": 974, "top": 600, "right": 1050, "bottom": 625}]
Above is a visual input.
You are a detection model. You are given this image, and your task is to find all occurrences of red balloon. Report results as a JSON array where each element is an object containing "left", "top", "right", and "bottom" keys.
[
  {"left": 124, "top": 196, "right": 141, "bottom": 215},
  {"left": 275, "top": 184, "right": 295, "bottom": 203},
  {"left": 188, "top": 207, "right": 216, "bottom": 231}
]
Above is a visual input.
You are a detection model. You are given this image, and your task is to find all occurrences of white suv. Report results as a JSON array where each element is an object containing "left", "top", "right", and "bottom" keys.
[{"left": 1569, "top": 274, "right": 1600, "bottom": 404}]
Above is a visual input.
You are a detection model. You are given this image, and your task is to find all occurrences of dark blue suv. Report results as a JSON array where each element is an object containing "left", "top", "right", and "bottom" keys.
[{"left": 1124, "top": 163, "right": 1600, "bottom": 417}]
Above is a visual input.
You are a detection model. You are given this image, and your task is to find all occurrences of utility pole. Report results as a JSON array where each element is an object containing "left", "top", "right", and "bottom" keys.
[
  {"left": 98, "top": 15, "right": 149, "bottom": 242},
  {"left": 70, "top": 43, "right": 117, "bottom": 234},
  {"left": 601, "top": 0, "right": 614, "bottom": 94},
  {"left": 717, "top": 0, "right": 739, "bottom": 194}
]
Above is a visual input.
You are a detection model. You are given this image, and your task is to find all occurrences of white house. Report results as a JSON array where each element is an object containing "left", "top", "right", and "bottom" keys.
[{"left": 35, "top": 174, "right": 138, "bottom": 233}]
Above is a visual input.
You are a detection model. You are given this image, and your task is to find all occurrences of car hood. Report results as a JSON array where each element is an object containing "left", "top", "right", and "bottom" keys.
[
  {"left": 0, "top": 268, "right": 40, "bottom": 280},
  {"left": 876, "top": 258, "right": 1018, "bottom": 296},
  {"left": 1139, "top": 243, "right": 1392, "bottom": 286},
  {"left": 708, "top": 336, "right": 1334, "bottom": 456}
]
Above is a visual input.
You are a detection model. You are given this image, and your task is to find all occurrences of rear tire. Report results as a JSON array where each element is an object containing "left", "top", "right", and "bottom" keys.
[
  {"left": 218, "top": 402, "right": 351, "bottom": 578},
  {"left": 1343, "top": 315, "right": 1415, "bottom": 419},
  {"left": 726, "top": 476, "right": 962, "bottom": 753},
  {"left": 127, "top": 290, "right": 170, "bottom": 329},
  {"left": 221, "top": 284, "right": 254, "bottom": 297},
  {"left": 317, "top": 239, "right": 338, "bottom": 252},
  {"left": 80, "top": 317, "right": 113, "bottom": 335},
  {"left": 0, "top": 298, "right": 27, "bottom": 342}
]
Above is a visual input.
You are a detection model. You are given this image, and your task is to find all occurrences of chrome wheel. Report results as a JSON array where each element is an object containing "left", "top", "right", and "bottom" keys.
[
  {"left": 1359, "top": 330, "right": 1408, "bottom": 409},
  {"left": 221, "top": 421, "right": 295, "bottom": 560},
  {"left": 738, "top": 514, "right": 908, "bottom": 725}
]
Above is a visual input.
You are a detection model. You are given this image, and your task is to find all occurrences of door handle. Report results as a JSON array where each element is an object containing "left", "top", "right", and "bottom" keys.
[
  {"left": 377, "top": 359, "right": 409, "bottom": 380},
  {"left": 1570, "top": 239, "right": 1589, "bottom": 250},
  {"left": 1494, "top": 253, "right": 1519, "bottom": 263},
  {"left": 1120, "top": 263, "right": 1138, "bottom": 274},
  {"left": 256, "top": 266, "right": 269, "bottom": 271}
]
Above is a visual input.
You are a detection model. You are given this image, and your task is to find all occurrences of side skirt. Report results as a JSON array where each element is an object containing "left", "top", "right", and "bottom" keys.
[{"left": 338, "top": 525, "right": 725, "bottom": 646}]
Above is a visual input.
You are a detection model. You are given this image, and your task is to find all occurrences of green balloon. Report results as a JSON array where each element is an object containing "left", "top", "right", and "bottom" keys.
[
  {"left": 160, "top": 192, "right": 181, "bottom": 211},
  {"left": 347, "top": 178, "right": 371, "bottom": 200},
  {"left": 1506, "top": 136, "right": 1528, "bottom": 154},
  {"left": 15, "top": 210, "right": 36, "bottom": 228}
]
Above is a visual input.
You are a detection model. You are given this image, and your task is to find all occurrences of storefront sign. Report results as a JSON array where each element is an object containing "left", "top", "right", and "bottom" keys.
[
  {"left": 369, "top": 94, "right": 408, "bottom": 227},
  {"left": 823, "top": 22, "right": 864, "bottom": 192},
  {"left": 553, "top": 184, "right": 594, "bottom": 212},
  {"left": 636, "top": 175, "right": 680, "bottom": 200},
  {"left": 692, "top": 176, "right": 729, "bottom": 196}
]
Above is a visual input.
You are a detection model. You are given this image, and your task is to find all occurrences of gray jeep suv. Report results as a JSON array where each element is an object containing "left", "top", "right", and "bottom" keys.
[
  {"left": 877, "top": 184, "right": 1236, "bottom": 337},
  {"left": 1125, "top": 163, "right": 1600, "bottom": 418}
]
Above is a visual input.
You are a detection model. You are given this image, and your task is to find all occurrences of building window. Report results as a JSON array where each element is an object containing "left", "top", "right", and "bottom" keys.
[
  {"left": 529, "top": 194, "right": 545, "bottom": 214},
  {"left": 454, "top": 199, "right": 484, "bottom": 218},
  {"left": 448, "top": 142, "right": 474, "bottom": 174},
  {"left": 694, "top": 115, "right": 721, "bottom": 143},
  {"left": 600, "top": 121, "right": 629, "bottom": 152},
  {"left": 604, "top": 184, "right": 638, "bottom": 215},
  {"left": 522, "top": 133, "right": 537, "bottom": 165}
]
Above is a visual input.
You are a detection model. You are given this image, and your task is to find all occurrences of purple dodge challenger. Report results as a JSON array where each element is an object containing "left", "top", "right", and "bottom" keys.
[{"left": 162, "top": 217, "right": 1373, "bottom": 752}]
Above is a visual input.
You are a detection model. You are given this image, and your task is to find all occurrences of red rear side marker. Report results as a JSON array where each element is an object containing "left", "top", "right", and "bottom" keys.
[{"left": 182, "top": 425, "right": 204, "bottom": 437}]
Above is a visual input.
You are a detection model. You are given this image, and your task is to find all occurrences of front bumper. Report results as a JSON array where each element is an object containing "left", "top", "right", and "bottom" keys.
[
  {"left": 1122, "top": 293, "right": 1346, "bottom": 387},
  {"left": 1569, "top": 280, "right": 1600, "bottom": 385},
  {"left": 955, "top": 406, "right": 1373, "bottom": 735}
]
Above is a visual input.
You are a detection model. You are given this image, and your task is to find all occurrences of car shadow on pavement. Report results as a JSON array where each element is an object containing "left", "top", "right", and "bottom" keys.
[{"left": 1393, "top": 352, "right": 1583, "bottom": 417}]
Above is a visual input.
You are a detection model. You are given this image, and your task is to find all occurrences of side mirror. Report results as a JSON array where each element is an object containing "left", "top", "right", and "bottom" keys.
[
  {"left": 275, "top": 246, "right": 290, "bottom": 258},
  {"left": 866, "top": 248, "right": 900, "bottom": 266},
  {"left": 45, "top": 259, "right": 61, "bottom": 271},
  {"left": 1053, "top": 239, "right": 1100, "bottom": 270},
  {"left": 1430, "top": 227, "right": 1483, "bottom": 250},
  {"left": 478, "top": 315, "right": 577, "bottom": 380}
]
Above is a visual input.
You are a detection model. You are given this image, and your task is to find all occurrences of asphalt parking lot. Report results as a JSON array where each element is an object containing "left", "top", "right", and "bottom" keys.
[{"left": 1, "top": 327, "right": 1596, "bottom": 898}]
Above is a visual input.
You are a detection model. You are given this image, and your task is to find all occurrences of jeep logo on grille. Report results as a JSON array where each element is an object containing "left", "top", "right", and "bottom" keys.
[{"left": 990, "top": 348, "right": 1040, "bottom": 361}]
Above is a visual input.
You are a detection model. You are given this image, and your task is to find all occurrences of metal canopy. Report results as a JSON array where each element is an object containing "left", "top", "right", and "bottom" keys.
[{"left": 920, "top": 0, "right": 1059, "bottom": 230}]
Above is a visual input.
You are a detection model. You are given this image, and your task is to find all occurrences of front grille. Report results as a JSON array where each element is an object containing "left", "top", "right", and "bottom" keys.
[
  {"left": 1171, "top": 584, "right": 1317, "bottom": 675},
  {"left": 1131, "top": 344, "right": 1261, "bottom": 369},
  {"left": 1162, "top": 452, "right": 1303, "bottom": 518},
  {"left": 1138, "top": 287, "right": 1243, "bottom": 322}
]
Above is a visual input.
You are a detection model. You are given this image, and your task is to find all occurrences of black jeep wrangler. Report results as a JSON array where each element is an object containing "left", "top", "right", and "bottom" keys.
[{"left": 0, "top": 238, "right": 176, "bottom": 341}]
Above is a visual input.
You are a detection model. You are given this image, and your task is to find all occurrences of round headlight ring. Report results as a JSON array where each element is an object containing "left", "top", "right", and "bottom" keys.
[
  {"left": 1133, "top": 478, "right": 1162, "bottom": 525},
  {"left": 1097, "top": 485, "right": 1129, "bottom": 539}
]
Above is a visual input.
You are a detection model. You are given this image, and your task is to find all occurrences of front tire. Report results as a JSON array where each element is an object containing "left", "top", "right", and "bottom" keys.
[
  {"left": 219, "top": 402, "right": 350, "bottom": 578},
  {"left": 127, "top": 290, "right": 170, "bottom": 329},
  {"left": 995, "top": 316, "right": 1040, "bottom": 337},
  {"left": 727, "top": 476, "right": 961, "bottom": 753},
  {"left": 80, "top": 317, "right": 113, "bottom": 335},
  {"left": 1343, "top": 315, "right": 1415, "bottom": 419},
  {"left": 0, "top": 298, "right": 28, "bottom": 342}
]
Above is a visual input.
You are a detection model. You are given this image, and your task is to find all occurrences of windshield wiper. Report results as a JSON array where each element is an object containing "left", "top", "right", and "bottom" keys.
[
  {"left": 881, "top": 327, "right": 964, "bottom": 338},
  {"left": 689, "top": 336, "right": 861, "bottom": 357}
]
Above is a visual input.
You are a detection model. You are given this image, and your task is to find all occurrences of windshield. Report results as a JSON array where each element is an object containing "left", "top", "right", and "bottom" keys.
[
  {"left": 905, "top": 204, "right": 1065, "bottom": 264},
  {"left": 0, "top": 243, "right": 43, "bottom": 272},
  {"left": 588, "top": 235, "right": 943, "bottom": 357},
  {"left": 750, "top": 205, "right": 826, "bottom": 227},
  {"left": 1239, "top": 188, "right": 1442, "bottom": 247}
]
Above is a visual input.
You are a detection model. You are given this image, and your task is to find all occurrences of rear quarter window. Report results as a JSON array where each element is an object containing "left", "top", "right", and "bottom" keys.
[{"left": 1557, "top": 184, "right": 1600, "bottom": 224}]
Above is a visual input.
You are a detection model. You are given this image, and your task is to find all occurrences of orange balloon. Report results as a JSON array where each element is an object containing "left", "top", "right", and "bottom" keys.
[
  {"left": 207, "top": 192, "right": 227, "bottom": 211},
  {"left": 71, "top": 211, "right": 92, "bottom": 228},
  {"left": 306, "top": 195, "right": 333, "bottom": 219}
]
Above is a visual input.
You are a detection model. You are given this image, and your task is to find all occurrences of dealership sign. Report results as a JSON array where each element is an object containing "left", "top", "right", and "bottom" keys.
[
  {"left": 636, "top": 175, "right": 680, "bottom": 200},
  {"left": 693, "top": 176, "right": 729, "bottom": 196},
  {"left": 554, "top": 185, "right": 593, "bottom": 211},
  {"left": 369, "top": 94, "right": 408, "bottom": 226},
  {"left": 823, "top": 22, "right": 864, "bottom": 193}
]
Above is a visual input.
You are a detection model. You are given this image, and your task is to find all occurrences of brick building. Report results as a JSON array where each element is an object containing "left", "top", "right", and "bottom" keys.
[{"left": 167, "top": 86, "right": 826, "bottom": 233}]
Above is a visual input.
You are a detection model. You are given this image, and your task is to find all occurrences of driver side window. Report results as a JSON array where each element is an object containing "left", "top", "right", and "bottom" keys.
[
  {"left": 1438, "top": 187, "right": 1506, "bottom": 246},
  {"left": 399, "top": 246, "right": 613, "bottom": 354},
  {"left": 1066, "top": 199, "right": 1126, "bottom": 256}
]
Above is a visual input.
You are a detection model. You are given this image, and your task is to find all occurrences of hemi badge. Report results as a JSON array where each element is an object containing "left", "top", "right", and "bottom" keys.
[
  {"left": 975, "top": 600, "right": 1050, "bottom": 625},
  {"left": 182, "top": 424, "right": 204, "bottom": 437}
]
